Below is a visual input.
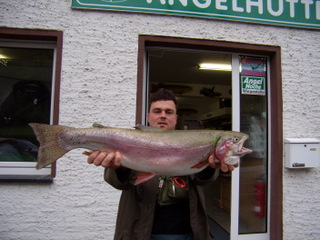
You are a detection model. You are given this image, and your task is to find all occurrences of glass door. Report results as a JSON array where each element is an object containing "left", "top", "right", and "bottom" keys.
[
  {"left": 230, "top": 55, "right": 269, "bottom": 240},
  {"left": 144, "top": 47, "right": 270, "bottom": 239}
]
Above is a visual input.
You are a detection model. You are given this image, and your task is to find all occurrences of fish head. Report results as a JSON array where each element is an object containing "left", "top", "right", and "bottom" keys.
[{"left": 214, "top": 132, "right": 252, "bottom": 165}]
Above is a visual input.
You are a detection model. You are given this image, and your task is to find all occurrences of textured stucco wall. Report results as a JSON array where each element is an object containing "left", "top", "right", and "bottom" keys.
[{"left": 1, "top": 1, "right": 320, "bottom": 239}]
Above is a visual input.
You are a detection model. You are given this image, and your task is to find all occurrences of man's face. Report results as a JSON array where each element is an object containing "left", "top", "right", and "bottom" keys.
[{"left": 147, "top": 100, "right": 178, "bottom": 130}]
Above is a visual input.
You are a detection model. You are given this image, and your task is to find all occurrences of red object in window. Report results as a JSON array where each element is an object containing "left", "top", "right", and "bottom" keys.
[{"left": 254, "top": 179, "right": 266, "bottom": 217}]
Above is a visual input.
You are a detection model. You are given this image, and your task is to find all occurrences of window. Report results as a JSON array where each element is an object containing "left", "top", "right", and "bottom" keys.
[{"left": 0, "top": 28, "right": 62, "bottom": 181}]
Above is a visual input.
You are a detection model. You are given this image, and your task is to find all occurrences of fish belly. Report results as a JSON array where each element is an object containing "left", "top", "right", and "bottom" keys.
[{"left": 119, "top": 144, "right": 213, "bottom": 176}]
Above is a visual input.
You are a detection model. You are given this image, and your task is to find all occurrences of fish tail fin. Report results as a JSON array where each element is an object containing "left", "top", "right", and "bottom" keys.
[{"left": 29, "top": 123, "right": 69, "bottom": 170}]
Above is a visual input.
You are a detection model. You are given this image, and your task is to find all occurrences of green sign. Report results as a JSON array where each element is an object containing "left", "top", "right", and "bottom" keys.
[
  {"left": 241, "top": 76, "right": 265, "bottom": 95},
  {"left": 72, "top": 0, "right": 320, "bottom": 30}
]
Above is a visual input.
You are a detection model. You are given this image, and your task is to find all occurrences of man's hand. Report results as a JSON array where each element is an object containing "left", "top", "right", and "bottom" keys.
[
  {"left": 86, "top": 151, "right": 122, "bottom": 169},
  {"left": 208, "top": 155, "right": 238, "bottom": 172}
]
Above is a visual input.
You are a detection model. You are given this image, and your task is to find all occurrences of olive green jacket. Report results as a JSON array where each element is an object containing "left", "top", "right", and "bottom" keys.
[{"left": 105, "top": 168, "right": 216, "bottom": 240}]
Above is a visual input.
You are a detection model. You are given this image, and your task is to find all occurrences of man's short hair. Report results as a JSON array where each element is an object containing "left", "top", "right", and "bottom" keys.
[{"left": 149, "top": 88, "right": 177, "bottom": 108}]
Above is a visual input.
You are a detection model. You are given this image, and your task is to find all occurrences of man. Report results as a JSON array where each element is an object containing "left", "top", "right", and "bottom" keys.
[{"left": 87, "top": 89, "right": 236, "bottom": 240}]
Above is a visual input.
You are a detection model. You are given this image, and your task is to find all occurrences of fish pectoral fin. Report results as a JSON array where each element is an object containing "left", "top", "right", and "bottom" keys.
[
  {"left": 191, "top": 161, "right": 208, "bottom": 169},
  {"left": 133, "top": 172, "right": 156, "bottom": 185}
]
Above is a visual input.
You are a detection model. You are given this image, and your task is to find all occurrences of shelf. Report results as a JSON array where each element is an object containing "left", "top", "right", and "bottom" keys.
[{"left": 201, "top": 107, "right": 231, "bottom": 121}]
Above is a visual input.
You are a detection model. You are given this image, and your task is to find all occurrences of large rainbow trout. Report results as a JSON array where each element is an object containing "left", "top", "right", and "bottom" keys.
[{"left": 29, "top": 123, "right": 252, "bottom": 184}]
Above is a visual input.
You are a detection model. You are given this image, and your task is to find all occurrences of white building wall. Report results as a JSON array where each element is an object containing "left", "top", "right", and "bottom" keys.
[{"left": 1, "top": 0, "right": 320, "bottom": 239}]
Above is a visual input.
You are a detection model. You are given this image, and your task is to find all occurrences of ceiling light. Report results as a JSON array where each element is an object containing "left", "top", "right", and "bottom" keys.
[
  {"left": 198, "top": 63, "right": 231, "bottom": 71},
  {"left": 0, "top": 54, "right": 8, "bottom": 59}
]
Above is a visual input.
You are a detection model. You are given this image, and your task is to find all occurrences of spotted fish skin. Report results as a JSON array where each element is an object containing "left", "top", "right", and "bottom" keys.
[{"left": 29, "top": 123, "right": 252, "bottom": 183}]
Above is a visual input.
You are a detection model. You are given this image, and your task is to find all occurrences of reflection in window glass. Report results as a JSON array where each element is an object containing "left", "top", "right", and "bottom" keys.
[{"left": 0, "top": 47, "right": 54, "bottom": 162}]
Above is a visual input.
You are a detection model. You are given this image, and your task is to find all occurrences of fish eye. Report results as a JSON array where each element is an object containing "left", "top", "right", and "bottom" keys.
[{"left": 233, "top": 137, "right": 239, "bottom": 142}]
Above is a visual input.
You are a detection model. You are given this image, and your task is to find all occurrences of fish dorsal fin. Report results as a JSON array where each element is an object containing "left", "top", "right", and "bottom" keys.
[
  {"left": 92, "top": 123, "right": 111, "bottom": 128},
  {"left": 135, "top": 124, "right": 164, "bottom": 132}
]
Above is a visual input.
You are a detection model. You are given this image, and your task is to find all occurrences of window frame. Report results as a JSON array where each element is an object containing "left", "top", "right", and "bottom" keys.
[
  {"left": 136, "top": 35, "right": 283, "bottom": 240},
  {"left": 0, "top": 28, "right": 63, "bottom": 181}
]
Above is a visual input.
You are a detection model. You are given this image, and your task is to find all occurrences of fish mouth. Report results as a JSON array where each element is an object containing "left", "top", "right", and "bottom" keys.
[{"left": 234, "top": 136, "right": 252, "bottom": 156}]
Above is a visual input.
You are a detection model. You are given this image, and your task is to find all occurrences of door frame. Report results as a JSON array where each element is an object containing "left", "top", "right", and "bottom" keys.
[{"left": 136, "top": 35, "right": 283, "bottom": 240}]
